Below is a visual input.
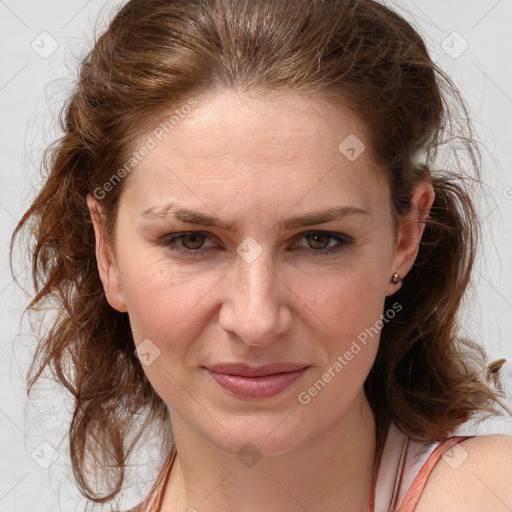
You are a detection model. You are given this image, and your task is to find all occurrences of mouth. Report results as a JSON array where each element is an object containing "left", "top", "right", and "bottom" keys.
[
  {"left": 204, "top": 362, "right": 309, "bottom": 377},
  {"left": 203, "top": 363, "right": 310, "bottom": 399}
]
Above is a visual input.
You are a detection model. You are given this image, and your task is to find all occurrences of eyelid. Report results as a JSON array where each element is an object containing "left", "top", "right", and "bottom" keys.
[
  {"left": 158, "top": 231, "right": 218, "bottom": 248},
  {"left": 288, "top": 231, "right": 353, "bottom": 255},
  {"left": 293, "top": 230, "right": 353, "bottom": 245}
]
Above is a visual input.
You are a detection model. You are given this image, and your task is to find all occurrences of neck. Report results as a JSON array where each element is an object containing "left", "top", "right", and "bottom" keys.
[{"left": 162, "top": 391, "right": 378, "bottom": 512}]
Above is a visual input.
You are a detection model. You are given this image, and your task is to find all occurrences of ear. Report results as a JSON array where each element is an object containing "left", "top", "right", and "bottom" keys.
[
  {"left": 385, "top": 179, "right": 435, "bottom": 296},
  {"left": 86, "top": 194, "right": 128, "bottom": 313}
]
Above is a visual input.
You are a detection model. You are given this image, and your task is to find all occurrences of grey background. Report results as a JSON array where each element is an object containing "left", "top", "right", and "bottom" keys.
[{"left": 1, "top": 1, "right": 512, "bottom": 511}]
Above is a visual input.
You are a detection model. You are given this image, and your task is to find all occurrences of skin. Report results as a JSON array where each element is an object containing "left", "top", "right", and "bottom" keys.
[
  {"left": 88, "top": 89, "right": 435, "bottom": 511},
  {"left": 416, "top": 434, "right": 512, "bottom": 512}
]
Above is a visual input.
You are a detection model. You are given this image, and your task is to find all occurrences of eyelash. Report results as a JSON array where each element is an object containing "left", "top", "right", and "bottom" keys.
[{"left": 157, "top": 231, "right": 353, "bottom": 257}]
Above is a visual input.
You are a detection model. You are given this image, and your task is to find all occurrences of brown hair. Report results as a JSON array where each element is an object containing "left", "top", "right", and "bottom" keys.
[{"left": 11, "top": 0, "right": 511, "bottom": 504}]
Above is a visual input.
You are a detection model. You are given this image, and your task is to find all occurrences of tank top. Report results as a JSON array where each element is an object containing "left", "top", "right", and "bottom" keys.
[
  {"left": 127, "top": 422, "right": 474, "bottom": 512},
  {"left": 370, "top": 421, "right": 474, "bottom": 511}
]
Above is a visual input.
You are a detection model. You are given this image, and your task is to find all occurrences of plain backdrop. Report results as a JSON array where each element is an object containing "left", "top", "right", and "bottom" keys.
[{"left": 1, "top": 1, "right": 512, "bottom": 511}]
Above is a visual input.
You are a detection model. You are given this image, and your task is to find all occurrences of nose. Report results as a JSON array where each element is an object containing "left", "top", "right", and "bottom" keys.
[{"left": 218, "top": 247, "right": 294, "bottom": 346}]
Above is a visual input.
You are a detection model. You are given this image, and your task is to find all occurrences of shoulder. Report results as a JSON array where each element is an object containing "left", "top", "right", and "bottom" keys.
[{"left": 415, "top": 434, "right": 512, "bottom": 512}]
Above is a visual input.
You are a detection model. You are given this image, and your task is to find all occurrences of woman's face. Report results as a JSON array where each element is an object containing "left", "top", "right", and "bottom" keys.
[{"left": 89, "top": 89, "right": 431, "bottom": 456}]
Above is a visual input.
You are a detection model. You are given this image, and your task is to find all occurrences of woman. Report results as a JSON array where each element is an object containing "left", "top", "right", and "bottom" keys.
[{"left": 11, "top": 0, "right": 512, "bottom": 511}]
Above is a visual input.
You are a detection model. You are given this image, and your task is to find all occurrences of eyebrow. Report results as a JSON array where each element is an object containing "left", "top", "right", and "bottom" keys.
[{"left": 140, "top": 203, "right": 369, "bottom": 232}]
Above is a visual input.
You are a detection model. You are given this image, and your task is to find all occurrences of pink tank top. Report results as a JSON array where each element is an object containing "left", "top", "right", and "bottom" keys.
[
  {"left": 127, "top": 422, "right": 474, "bottom": 512},
  {"left": 370, "top": 422, "right": 474, "bottom": 511}
]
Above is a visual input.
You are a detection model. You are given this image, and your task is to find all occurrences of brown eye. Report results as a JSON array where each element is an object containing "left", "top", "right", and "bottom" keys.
[
  {"left": 158, "top": 231, "right": 217, "bottom": 257},
  {"left": 179, "top": 233, "right": 207, "bottom": 250},
  {"left": 290, "top": 231, "right": 353, "bottom": 256},
  {"left": 305, "top": 233, "right": 331, "bottom": 250}
]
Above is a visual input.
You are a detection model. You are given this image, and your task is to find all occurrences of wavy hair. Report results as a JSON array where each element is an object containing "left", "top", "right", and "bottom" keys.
[{"left": 11, "top": 0, "right": 511, "bottom": 504}]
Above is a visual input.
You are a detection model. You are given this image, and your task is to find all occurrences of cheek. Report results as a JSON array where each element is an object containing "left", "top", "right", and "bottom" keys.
[
  {"left": 118, "top": 259, "right": 221, "bottom": 398},
  {"left": 296, "top": 264, "right": 390, "bottom": 386},
  {"left": 300, "top": 260, "right": 389, "bottom": 328},
  {"left": 118, "top": 252, "right": 232, "bottom": 363}
]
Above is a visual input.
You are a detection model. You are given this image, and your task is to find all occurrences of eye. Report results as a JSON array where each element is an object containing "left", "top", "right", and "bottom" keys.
[
  {"left": 289, "top": 231, "right": 353, "bottom": 256},
  {"left": 157, "top": 230, "right": 353, "bottom": 258},
  {"left": 157, "top": 232, "right": 217, "bottom": 257}
]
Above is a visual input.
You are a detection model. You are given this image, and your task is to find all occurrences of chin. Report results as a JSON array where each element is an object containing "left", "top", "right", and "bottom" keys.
[{"left": 202, "top": 415, "right": 314, "bottom": 459}]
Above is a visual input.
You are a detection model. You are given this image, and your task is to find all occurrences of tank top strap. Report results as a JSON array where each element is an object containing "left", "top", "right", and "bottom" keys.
[
  {"left": 395, "top": 434, "right": 475, "bottom": 511},
  {"left": 371, "top": 422, "right": 409, "bottom": 512},
  {"left": 128, "top": 444, "right": 177, "bottom": 512}
]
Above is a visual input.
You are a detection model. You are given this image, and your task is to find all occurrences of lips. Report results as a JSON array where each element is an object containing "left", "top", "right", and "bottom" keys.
[
  {"left": 204, "top": 364, "right": 310, "bottom": 399},
  {"left": 205, "top": 362, "right": 309, "bottom": 377}
]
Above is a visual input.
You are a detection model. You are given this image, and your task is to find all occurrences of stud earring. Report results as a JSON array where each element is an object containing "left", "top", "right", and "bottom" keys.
[{"left": 390, "top": 272, "right": 401, "bottom": 284}]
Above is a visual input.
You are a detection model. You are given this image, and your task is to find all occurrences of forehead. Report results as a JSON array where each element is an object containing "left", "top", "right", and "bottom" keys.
[{"left": 122, "top": 88, "right": 389, "bottom": 212}]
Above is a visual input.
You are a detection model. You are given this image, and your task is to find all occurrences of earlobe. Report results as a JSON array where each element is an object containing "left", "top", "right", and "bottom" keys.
[
  {"left": 386, "top": 180, "right": 435, "bottom": 295},
  {"left": 86, "top": 195, "right": 128, "bottom": 313}
]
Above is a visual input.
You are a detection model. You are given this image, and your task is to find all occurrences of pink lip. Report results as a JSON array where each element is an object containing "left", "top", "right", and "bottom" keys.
[
  {"left": 204, "top": 363, "right": 310, "bottom": 399},
  {"left": 206, "top": 363, "right": 309, "bottom": 377}
]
